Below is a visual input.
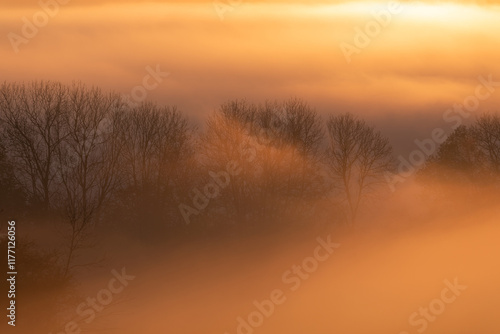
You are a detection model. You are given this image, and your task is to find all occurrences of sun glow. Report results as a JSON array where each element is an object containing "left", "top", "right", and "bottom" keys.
[
  {"left": 259, "top": 1, "right": 494, "bottom": 23},
  {"left": 398, "top": 1, "right": 486, "bottom": 22}
]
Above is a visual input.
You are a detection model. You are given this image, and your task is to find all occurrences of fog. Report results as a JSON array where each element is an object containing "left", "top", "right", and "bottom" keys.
[
  {"left": 1, "top": 87, "right": 500, "bottom": 332},
  {"left": 2, "top": 175, "right": 499, "bottom": 333},
  {"left": 19, "top": 190, "right": 499, "bottom": 334},
  {"left": 1, "top": 0, "right": 500, "bottom": 333}
]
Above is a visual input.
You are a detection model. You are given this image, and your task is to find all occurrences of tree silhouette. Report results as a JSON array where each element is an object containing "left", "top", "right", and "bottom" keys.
[
  {"left": 471, "top": 114, "right": 500, "bottom": 178},
  {"left": 0, "top": 81, "right": 67, "bottom": 211},
  {"left": 418, "top": 116, "right": 500, "bottom": 204},
  {"left": 111, "top": 101, "right": 193, "bottom": 238},
  {"left": 56, "top": 84, "right": 124, "bottom": 277},
  {"left": 325, "top": 113, "right": 394, "bottom": 225},
  {"left": 0, "top": 80, "right": 405, "bottom": 236},
  {"left": 0, "top": 138, "right": 25, "bottom": 217},
  {"left": 197, "top": 98, "right": 327, "bottom": 228}
]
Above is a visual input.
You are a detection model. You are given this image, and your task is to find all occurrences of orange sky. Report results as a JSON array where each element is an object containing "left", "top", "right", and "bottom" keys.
[{"left": 1, "top": 0, "right": 500, "bottom": 143}]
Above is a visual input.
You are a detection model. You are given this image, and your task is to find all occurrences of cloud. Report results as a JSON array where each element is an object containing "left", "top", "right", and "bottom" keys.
[{"left": 1, "top": 1, "right": 499, "bottom": 142}]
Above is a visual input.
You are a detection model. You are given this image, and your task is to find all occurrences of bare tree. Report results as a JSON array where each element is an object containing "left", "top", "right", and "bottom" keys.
[
  {"left": 326, "top": 113, "right": 393, "bottom": 224},
  {"left": 418, "top": 125, "right": 488, "bottom": 186},
  {"left": 0, "top": 81, "right": 126, "bottom": 276},
  {"left": 256, "top": 99, "right": 327, "bottom": 222},
  {"left": 0, "top": 81, "right": 67, "bottom": 211},
  {"left": 471, "top": 114, "right": 500, "bottom": 176},
  {"left": 198, "top": 98, "right": 327, "bottom": 227},
  {"left": 196, "top": 108, "right": 256, "bottom": 226},
  {"left": 56, "top": 84, "right": 124, "bottom": 277},
  {"left": 417, "top": 118, "right": 500, "bottom": 202},
  {"left": 115, "top": 102, "right": 192, "bottom": 235},
  {"left": 119, "top": 102, "right": 190, "bottom": 192},
  {"left": 0, "top": 137, "right": 25, "bottom": 216}
]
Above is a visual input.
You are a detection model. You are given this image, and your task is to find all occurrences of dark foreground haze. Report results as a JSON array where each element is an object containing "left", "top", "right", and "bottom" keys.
[{"left": 2, "top": 194, "right": 500, "bottom": 334}]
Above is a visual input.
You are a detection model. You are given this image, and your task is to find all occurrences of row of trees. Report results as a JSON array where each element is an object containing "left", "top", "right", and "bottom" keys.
[
  {"left": 181, "top": 99, "right": 395, "bottom": 227},
  {"left": 2, "top": 81, "right": 499, "bottom": 333},
  {"left": 2, "top": 81, "right": 500, "bottom": 274},
  {"left": 0, "top": 82, "right": 395, "bottom": 229},
  {"left": 0, "top": 82, "right": 191, "bottom": 276}
]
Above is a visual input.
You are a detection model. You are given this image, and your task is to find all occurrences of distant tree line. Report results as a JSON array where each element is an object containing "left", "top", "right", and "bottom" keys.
[
  {"left": 1, "top": 81, "right": 500, "bottom": 274},
  {"left": 417, "top": 115, "right": 500, "bottom": 206},
  {"left": 2, "top": 81, "right": 500, "bottom": 333}
]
